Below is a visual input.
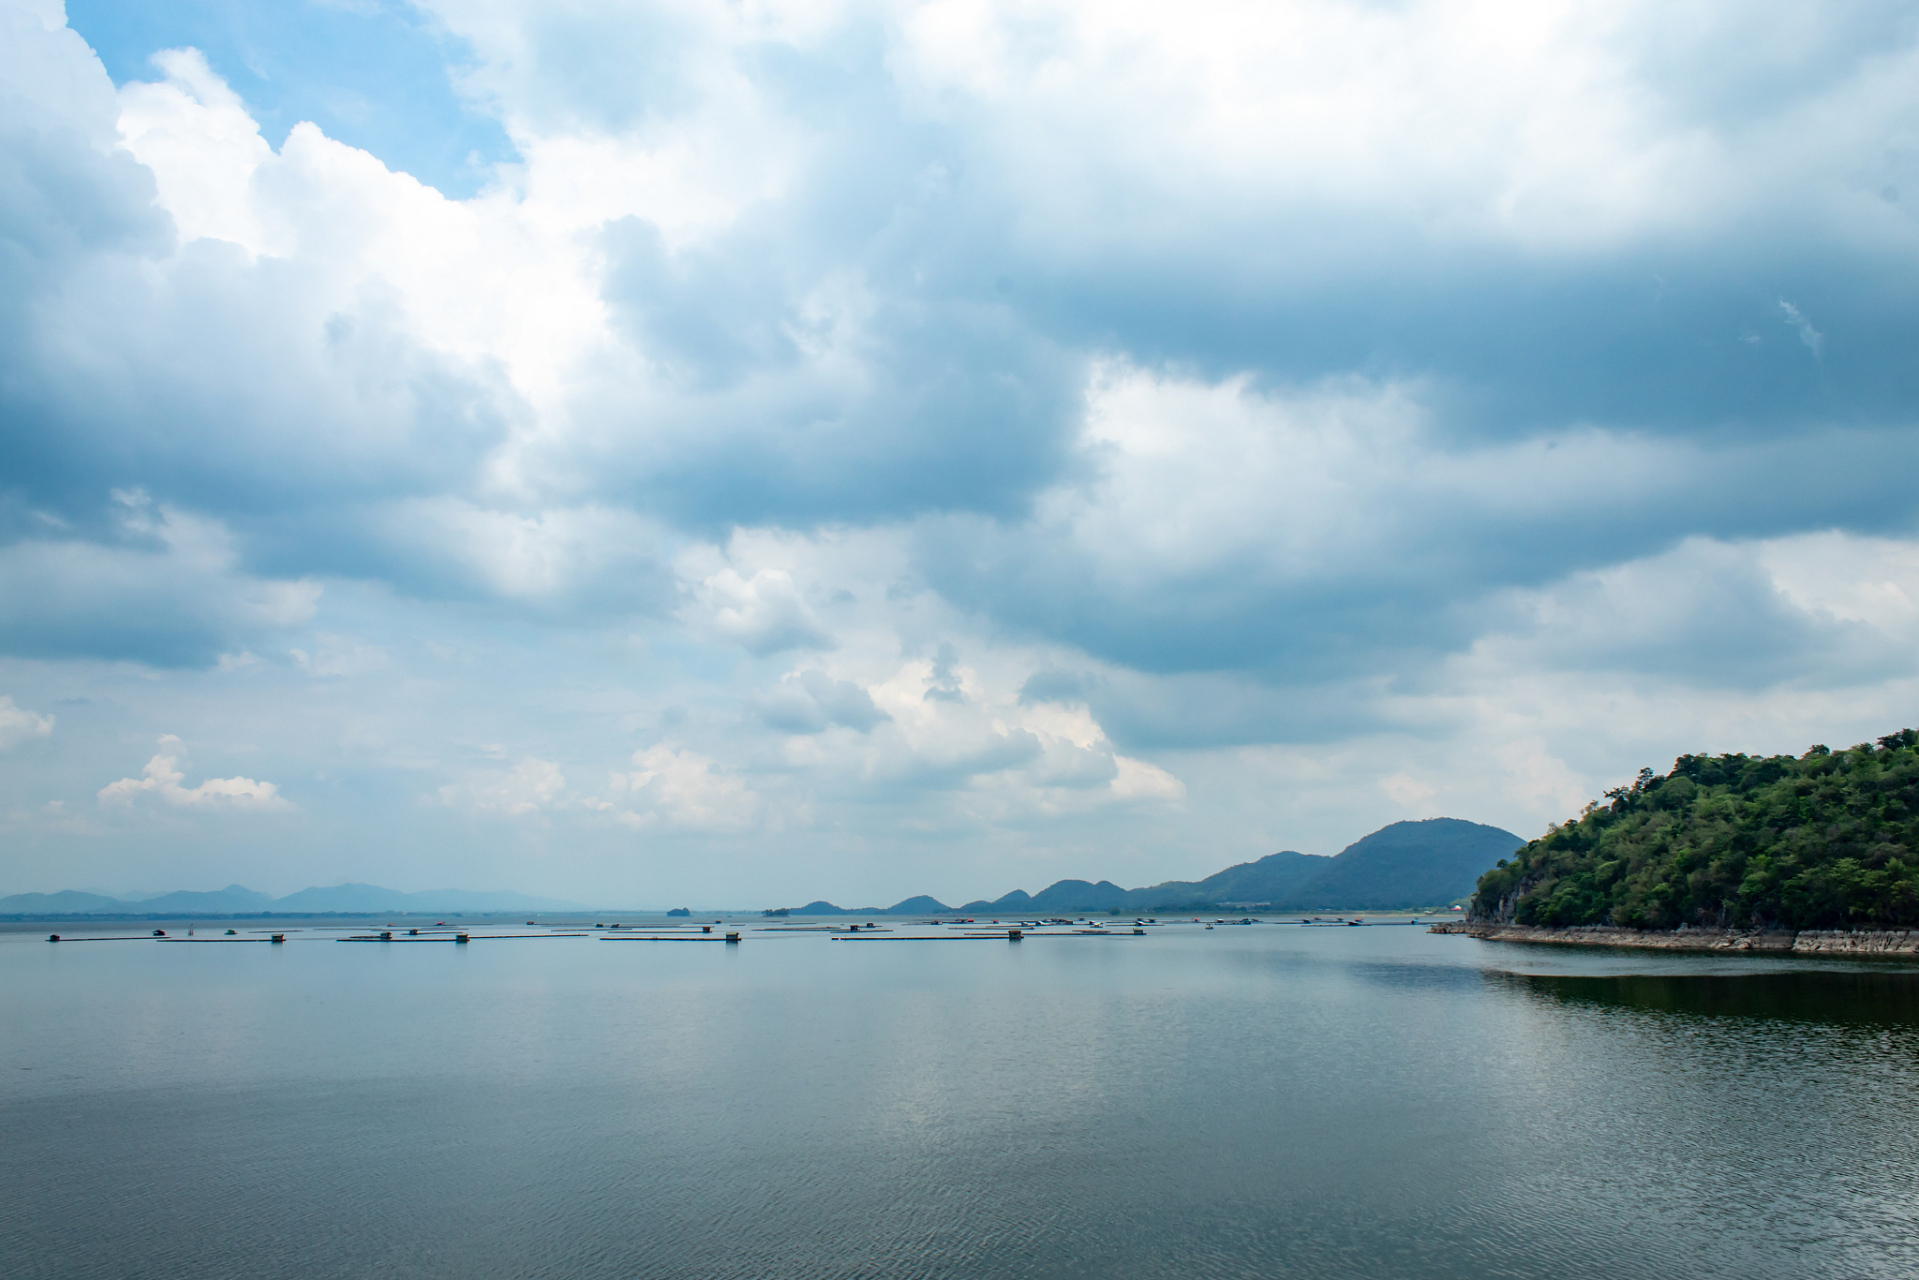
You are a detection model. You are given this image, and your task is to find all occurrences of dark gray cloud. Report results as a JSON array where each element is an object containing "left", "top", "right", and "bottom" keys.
[
  {"left": 13, "top": 0, "right": 1919, "bottom": 598},
  {"left": 536, "top": 3, "right": 1919, "bottom": 564},
  {"left": 587, "top": 215, "right": 1084, "bottom": 530},
  {"left": 0, "top": 497, "right": 317, "bottom": 667},
  {"left": 1024, "top": 244, "right": 1919, "bottom": 438},
  {"left": 914, "top": 416, "right": 1919, "bottom": 690}
]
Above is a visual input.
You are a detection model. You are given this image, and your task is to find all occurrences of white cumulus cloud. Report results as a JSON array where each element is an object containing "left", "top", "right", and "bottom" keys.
[
  {"left": 609, "top": 745, "right": 758, "bottom": 831},
  {"left": 0, "top": 696, "right": 55, "bottom": 749},
  {"left": 683, "top": 564, "right": 835, "bottom": 656},
  {"left": 97, "top": 736, "right": 291, "bottom": 810},
  {"left": 440, "top": 756, "right": 568, "bottom": 815}
]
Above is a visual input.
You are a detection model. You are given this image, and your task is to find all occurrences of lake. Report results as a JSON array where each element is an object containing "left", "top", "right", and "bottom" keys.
[{"left": 3, "top": 920, "right": 1916, "bottom": 1279}]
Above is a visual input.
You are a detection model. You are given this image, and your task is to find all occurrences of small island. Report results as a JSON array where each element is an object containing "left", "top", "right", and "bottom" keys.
[{"left": 1437, "top": 730, "right": 1919, "bottom": 954}]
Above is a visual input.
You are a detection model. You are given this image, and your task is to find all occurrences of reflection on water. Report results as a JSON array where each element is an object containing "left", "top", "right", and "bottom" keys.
[
  {"left": 1497, "top": 967, "right": 1919, "bottom": 1025},
  {"left": 3, "top": 926, "right": 1917, "bottom": 1280}
]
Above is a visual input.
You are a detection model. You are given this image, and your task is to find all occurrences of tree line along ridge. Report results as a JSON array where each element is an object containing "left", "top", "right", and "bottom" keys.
[{"left": 1471, "top": 730, "right": 1919, "bottom": 931}]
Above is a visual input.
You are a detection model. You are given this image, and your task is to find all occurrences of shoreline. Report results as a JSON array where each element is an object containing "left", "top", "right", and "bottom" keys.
[{"left": 1430, "top": 921, "right": 1919, "bottom": 955}]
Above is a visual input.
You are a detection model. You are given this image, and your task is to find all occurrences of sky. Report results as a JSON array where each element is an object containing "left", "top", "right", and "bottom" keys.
[{"left": 3, "top": 0, "right": 1919, "bottom": 908}]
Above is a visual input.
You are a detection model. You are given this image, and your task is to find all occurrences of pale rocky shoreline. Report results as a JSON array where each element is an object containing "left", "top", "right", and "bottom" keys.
[{"left": 1429, "top": 920, "right": 1919, "bottom": 955}]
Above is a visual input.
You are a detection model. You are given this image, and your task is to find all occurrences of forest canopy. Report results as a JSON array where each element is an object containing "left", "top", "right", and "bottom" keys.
[{"left": 1470, "top": 731, "right": 1919, "bottom": 930}]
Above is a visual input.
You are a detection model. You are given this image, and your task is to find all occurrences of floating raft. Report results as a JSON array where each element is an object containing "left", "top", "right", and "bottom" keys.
[
  {"left": 45, "top": 935, "right": 158, "bottom": 942},
  {"left": 158, "top": 937, "right": 271, "bottom": 943},
  {"left": 51, "top": 932, "right": 289, "bottom": 943},
  {"left": 337, "top": 932, "right": 586, "bottom": 942},
  {"left": 833, "top": 930, "right": 1135, "bottom": 941},
  {"left": 832, "top": 935, "right": 1010, "bottom": 941}
]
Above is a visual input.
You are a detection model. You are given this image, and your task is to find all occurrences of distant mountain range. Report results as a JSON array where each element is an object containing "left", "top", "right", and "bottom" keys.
[
  {"left": 0, "top": 883, "right": 589, "bottom": 918},
  {"left": 3, "top": 818, "right": 1524, "bottom": 918},
  {"left": 793, "top": 818, "right": 1524, "bottom": 915}
]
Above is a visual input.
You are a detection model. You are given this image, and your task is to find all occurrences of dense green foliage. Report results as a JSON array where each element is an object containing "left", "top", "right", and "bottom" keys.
[{"left": 1471, "top": 731, "right": 1919, "bottom": 930}]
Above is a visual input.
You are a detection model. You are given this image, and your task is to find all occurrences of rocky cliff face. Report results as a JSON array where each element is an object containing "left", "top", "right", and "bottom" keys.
[{"left": 1430, "top": 921, "right": 1919, "bottom": 955}]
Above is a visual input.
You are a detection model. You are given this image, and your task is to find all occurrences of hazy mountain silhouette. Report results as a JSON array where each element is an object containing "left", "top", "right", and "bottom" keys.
[
  {"left": 960, "top": 853, "right": 1332, "bottom": 913},
  {"left": 0, "top": 882, "right": 588, "bottom": 917},
  {"left": 1284, "top": 819, "right": 1524, "bottom": 909},
  {"left": 797, "top": 819, "right": 1524, "bottom": 916},
  {"left": 7, "top": 819, "right": 1524, "bottom": 918},
  {"left": 126, "top": 885, "right": 278, "bottom": 914},
  {"left": 0, "top": 890, "right": 125, "bottom": 914}
]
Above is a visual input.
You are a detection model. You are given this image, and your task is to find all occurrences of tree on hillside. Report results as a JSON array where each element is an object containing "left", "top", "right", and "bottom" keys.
[{"left": 1471, "top": 732, "right": 1919, "bottom": 930}]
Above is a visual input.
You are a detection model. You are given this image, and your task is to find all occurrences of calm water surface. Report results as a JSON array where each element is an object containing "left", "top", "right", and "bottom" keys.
[{"left": 3, "top": 922, "right": 1916, "bottom": 1279}]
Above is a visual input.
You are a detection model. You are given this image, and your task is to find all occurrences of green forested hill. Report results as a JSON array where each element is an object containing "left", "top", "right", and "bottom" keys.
[{"left": 1471, "top": 731, "right": 1919, "bottom": 930}]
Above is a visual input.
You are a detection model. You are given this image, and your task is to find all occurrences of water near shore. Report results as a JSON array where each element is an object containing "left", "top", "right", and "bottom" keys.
[{"left": 4, "top": 921, "right": 1916, "bottom": 1279}]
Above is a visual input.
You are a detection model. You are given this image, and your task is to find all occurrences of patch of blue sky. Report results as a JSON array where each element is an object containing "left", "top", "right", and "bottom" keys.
[{"left": 66, "top": 0, "right": 514, "bottom": 198}]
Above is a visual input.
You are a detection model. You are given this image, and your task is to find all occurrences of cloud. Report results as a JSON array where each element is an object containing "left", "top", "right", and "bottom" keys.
[
  {"left": 6, "top": 0, "right": 1919, "bottom": 903},
  {"left": 0, "top": 1, "right": 171, "bottom": 268},
  {"left": 0, "top": 493, "right": 321, "bottom": 666},
  {"left": 609, "top": 745, "right": 757, "bottom": 831},
  {"left": 12, "top": 1, "right": 1918, "bottom": 623},
  {"left": 440, "top": 756, "right": 567, "bottom": 816},
  {"left": 757, "top": 669, "right": 890, "bottom": 734},
  {"left": 344, "top": 498, "right": 676, "bottom": 613},
  {"left": 116, "top": 48, "right": 281, "bottom": 254},
  {"left": 1778, "top": 299, "right": 1825, "bottom": 359},
  {"left": 98, "top": 735, "right": 291, "bottom": 810},
  {"left": 775, "top": 645, "right": 1189, "bottom": 813},
  {"left": 1469, "top": 533, "right": 1919, "bottom": 691},
  {"left": 917, "top": 359, "right": 1919, "bottom": 690},
  {"left": 684, "top": 564, "right": 835, "bottom": 655},
  {"left": 289, "top": 637, "right": 389, "bottom": 678},
  {"left": 1381, "top": 774, "right": 1438, "bottom": 808},
  {"left": 585, "top": 218, "right": 1085, "bottom": 527},
  {"left": 2, "top": 29, "right": 529, "bottom": 568},
  {"left": 1110, "top": 756, "right": 1184, "bottom": 803},
  {"left": 0, "top": 696, "right": 54, "bottom": 748}
]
